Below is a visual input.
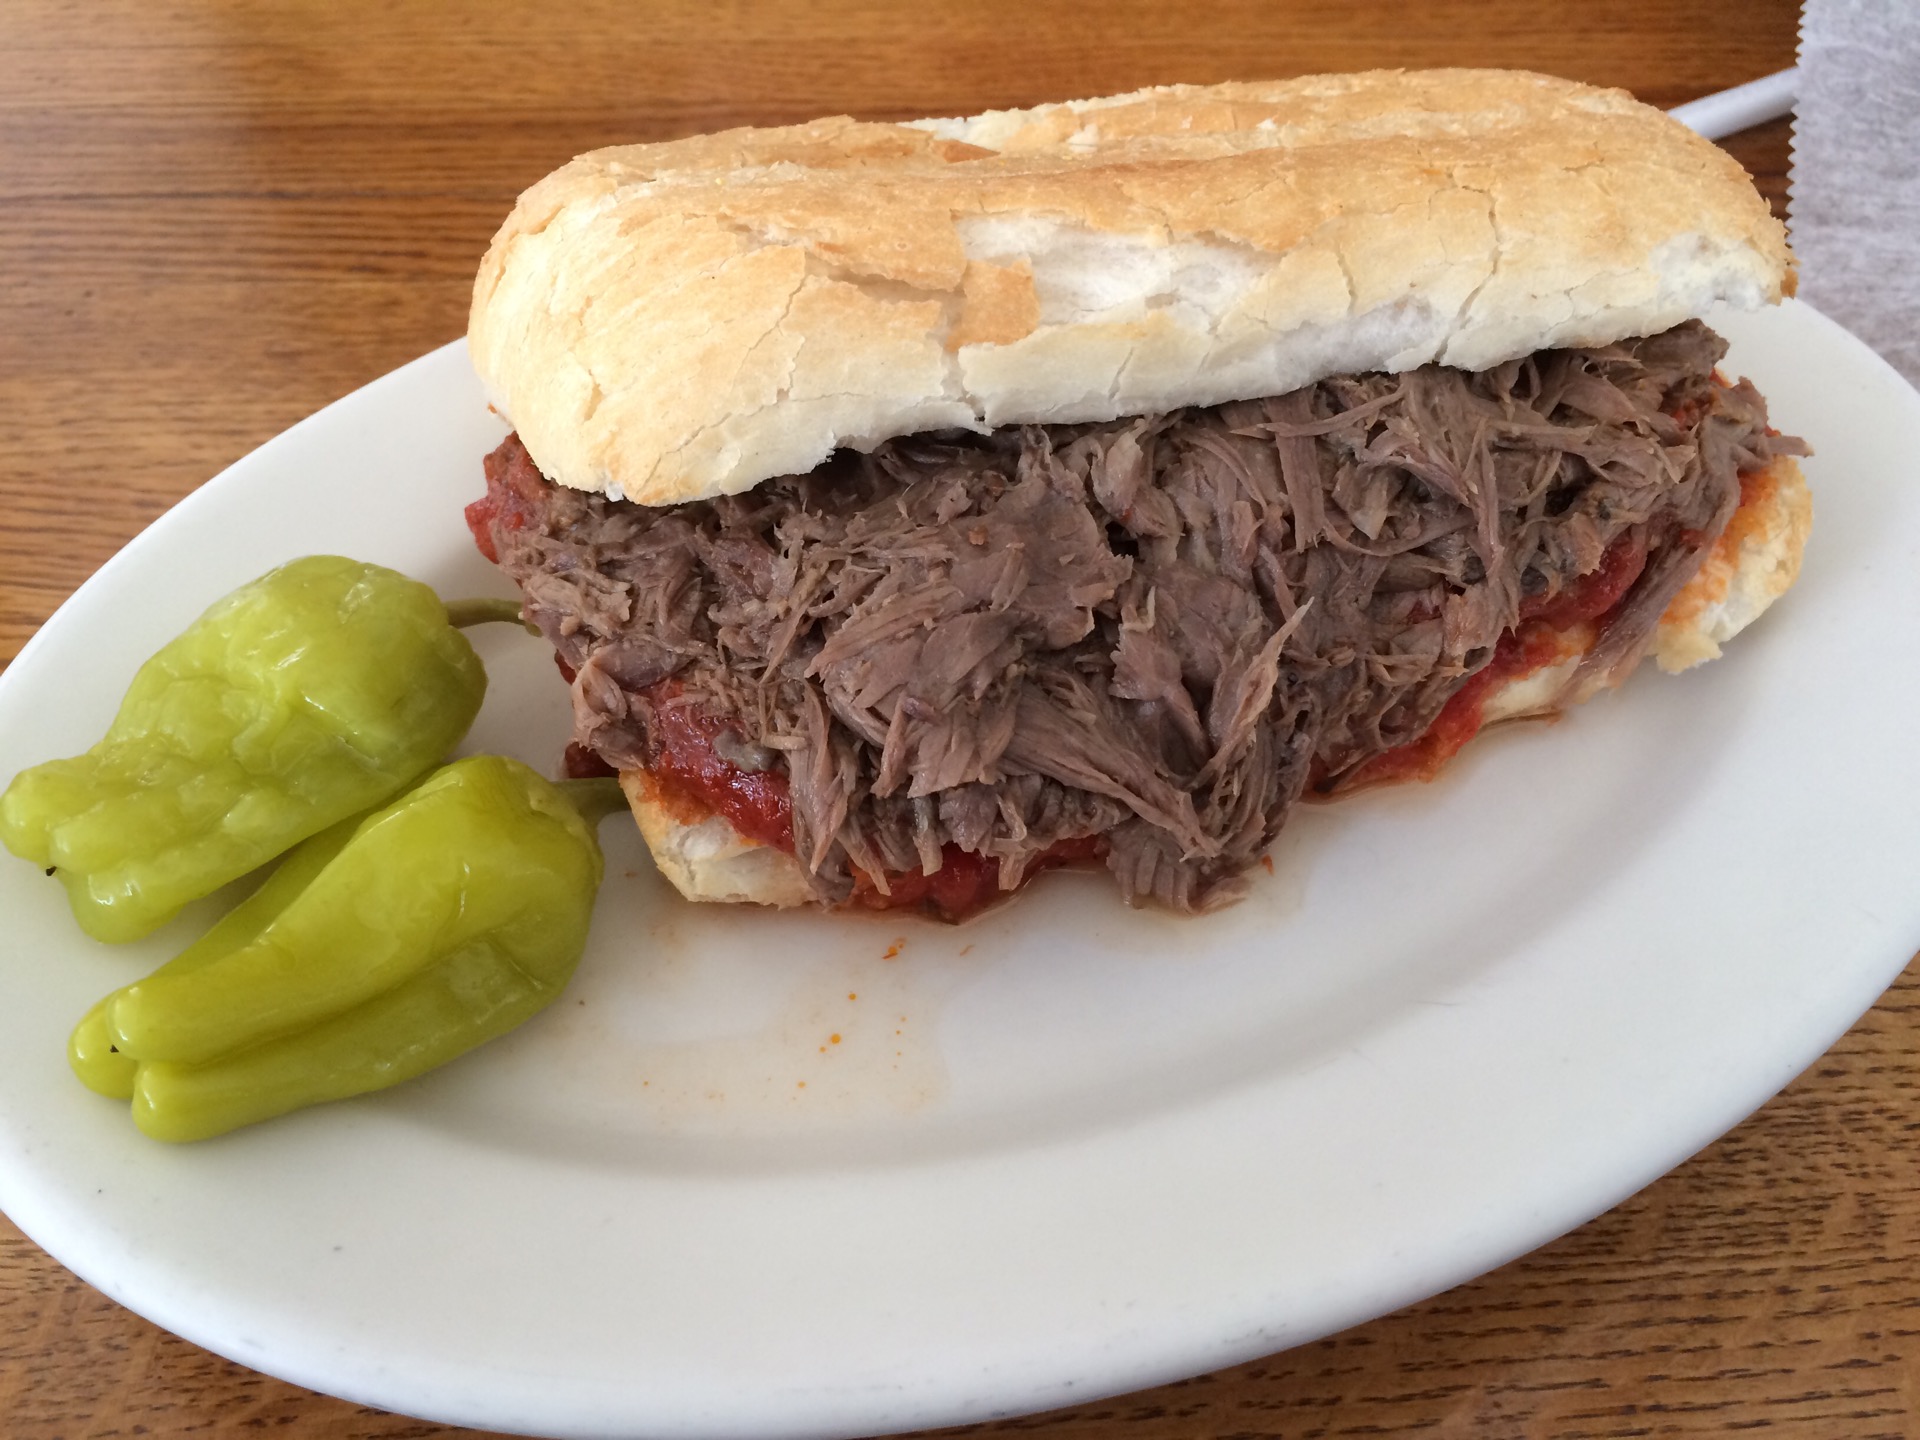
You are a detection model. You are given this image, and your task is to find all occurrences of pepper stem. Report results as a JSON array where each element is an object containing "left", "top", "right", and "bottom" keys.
[
  {"left": 557, "top": 777, "right": 631, "bottom": 827},
  {"left": 444, "top": 598, "right": 539, "bottom": 634}
]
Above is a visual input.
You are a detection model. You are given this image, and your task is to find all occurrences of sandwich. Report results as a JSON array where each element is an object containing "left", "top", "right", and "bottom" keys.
[{"left": 463, "top": 69, "right": 1809, "bottom": 920}]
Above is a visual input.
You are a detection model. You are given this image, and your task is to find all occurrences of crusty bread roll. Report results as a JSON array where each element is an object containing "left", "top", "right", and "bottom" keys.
[
  {"left": 619, "top": 455, "right": 1810, "bottom": 909},
  {"left": 471, "top": 70, "right": 1792, "bottom": 509},
  {"left": 468, "top": 72, "right": 1806, "bottom": 915}
]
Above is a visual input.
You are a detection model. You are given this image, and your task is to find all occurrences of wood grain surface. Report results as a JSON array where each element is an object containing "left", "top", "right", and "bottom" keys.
[{"left": 7, "top": 3, "right": 1916, "bottom": 1437}]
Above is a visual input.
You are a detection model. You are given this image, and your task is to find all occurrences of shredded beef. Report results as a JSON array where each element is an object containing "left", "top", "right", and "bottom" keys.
[{"left": 477, "top": 321, "right": 1803, "bottom": 911}]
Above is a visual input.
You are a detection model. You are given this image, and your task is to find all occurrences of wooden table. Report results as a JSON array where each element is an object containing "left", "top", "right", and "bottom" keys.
[{"left": 7, "top": 3, "right": 1915, "bottom": 1436}]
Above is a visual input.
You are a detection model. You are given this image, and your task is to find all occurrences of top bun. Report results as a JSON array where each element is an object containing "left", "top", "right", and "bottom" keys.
[{"left": 470, "top": 69, "right": 1793, "bottom": 506}]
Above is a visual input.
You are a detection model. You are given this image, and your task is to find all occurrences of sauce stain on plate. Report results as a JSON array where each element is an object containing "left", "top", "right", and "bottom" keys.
[
  {"left": 608, "top": 936, "right": 955, "bottom": 1129},
  {"left": 450, "top": 862, "right": 982, "bottom": 1147}
]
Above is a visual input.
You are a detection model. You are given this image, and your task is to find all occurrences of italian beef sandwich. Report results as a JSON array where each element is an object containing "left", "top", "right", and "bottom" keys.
[{"left": 464, "top": 69, "right": 1810, "bottom": 920}]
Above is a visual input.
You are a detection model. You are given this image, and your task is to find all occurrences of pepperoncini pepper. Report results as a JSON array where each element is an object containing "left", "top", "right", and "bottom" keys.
[
  {"left": 67, "top": 806, "right": 366, "bottom": 1099},
  {"left": 1, "top": 556, "right": 489, "bottom": 943},
  {"left": 71, "top": 756, "right": 625, "bottom": 1142}
]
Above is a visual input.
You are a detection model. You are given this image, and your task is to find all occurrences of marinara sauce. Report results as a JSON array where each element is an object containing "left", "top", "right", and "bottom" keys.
[
  {"left": 1335, "top": 529, "right": 1650, "bottom": 790},
  {"left": 638, "top": 683, "right": 795, "bottom": 853},
  {"left": 464, "top": 436, "right": 551, "bottom": 564},
  {"left": 633, "top": 682, "right": 1102, "bottom": 921}
]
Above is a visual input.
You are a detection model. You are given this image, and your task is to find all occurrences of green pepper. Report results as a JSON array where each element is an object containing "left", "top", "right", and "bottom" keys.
[
  {"left": 68, "top": 809, "right": 365, "bottom": 1099},
  {"left": 73, "top": 756, "right": 624, "bottom": 1143},
  {"left": 2, "top": 556, "right": 489, "bottom": 943}
]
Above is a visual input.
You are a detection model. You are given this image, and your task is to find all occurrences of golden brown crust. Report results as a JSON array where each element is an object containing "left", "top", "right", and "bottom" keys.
[{"left": 471, "top": 69, "right": 1793, "bottom": 506}]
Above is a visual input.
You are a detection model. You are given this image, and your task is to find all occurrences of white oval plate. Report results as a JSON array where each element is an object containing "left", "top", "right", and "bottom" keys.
[{"left": 2, "top": 300, "right": 1917, "bottom": 1440}]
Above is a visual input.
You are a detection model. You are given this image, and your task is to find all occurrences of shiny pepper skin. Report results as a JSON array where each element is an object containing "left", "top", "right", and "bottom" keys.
[
  {"left": 1, "top": 556, "right": 487, "bottom": 943},
  {"left": 71, "top": 756, "right": 606, "bottom": 1142}
]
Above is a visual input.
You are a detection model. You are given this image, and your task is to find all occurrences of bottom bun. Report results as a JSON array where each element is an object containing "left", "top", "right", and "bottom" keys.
[
  {"left": 620, "top": 772, "right": 816, "bottom": 908},
  {"left": 1653, "top": 454, "right": 1812, "bottom": 673},
  {"left": 621, "top": 456, "right": 1809, "bottom": 912}
]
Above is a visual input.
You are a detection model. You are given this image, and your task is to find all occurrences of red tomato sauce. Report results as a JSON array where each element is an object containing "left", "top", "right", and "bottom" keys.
[
  {"left": 1519, "top": 530, "right": 1648, "bottom": 628},
  {"left": 1341, "top": 621, "right": 1579, "bottom": 788},
  {"left": 848, "top": 836, "right": 1107, "bottom": 924},
  {"left": 640, "top": 683, "right": 796, "bottom": 852},
  {"left": 464, "top": 436, "right": 550, "bottom": 565},
  {"left": 627, "top": 682, "right": 1101, "bottom": 920},
  {"left": 1334, "top": 529, "right": 1647, "bottom": 790},
  {"left": 563, "top": 742, "right": 617, "bottom": 780}
]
